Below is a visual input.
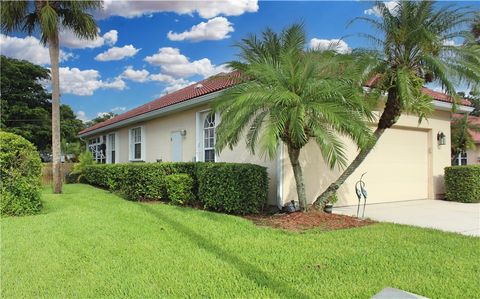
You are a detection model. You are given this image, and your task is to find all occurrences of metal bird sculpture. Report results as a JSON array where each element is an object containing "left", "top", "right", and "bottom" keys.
[{"left": 355, "top": 172, "right": 368, "bottom": 218}]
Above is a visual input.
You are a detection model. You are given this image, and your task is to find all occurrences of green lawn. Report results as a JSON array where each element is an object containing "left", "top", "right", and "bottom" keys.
[{"left": 2, "top": 184, "right": 479, "bottom": 298}]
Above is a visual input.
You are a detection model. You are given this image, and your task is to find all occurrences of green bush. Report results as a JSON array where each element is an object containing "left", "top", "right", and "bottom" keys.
[
  {"left": 74, "top": 151, "right": 95, "bottom": 173},
  {"left": 445, "top": 165, "right": 480, "bottom": 203},
  {"left": 83, "top": 163, "right": 197, "bottom": 201},
  {"left": 197, "top": 163, "right": 268, "bottom": 214},
  {"left": 0, "top": 132, "right": 42, "bottom": 216},
  {"left": 81, "top": 162, "right": 268, "bottom": 214},
  {"left": 165, "top": 174, "right": 195, "bottom": 205}
]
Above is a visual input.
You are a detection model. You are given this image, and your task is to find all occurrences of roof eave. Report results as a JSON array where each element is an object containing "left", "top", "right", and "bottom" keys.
[
  {"left": 432, "top": 100, "right": 474, "bottom": 113},
  {"left": 78, "top": 89, "right": 224, "bottom": 138}
]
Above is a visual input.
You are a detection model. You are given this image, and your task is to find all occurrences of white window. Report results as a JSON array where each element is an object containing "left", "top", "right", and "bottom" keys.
[
  {"left": 196, "top": 110, "right": 219, "bottom": 162},
  {"left": 129, "top": 127, "right": 145, "bottom": 161},
  {"left": 454, "top": 152, "right": 467, "bottom": 166},
  {"left": 107, "top": 133, "right": 118, "bottom": 164},
  {"left": 203, "top": 113, "right": 216, "bottom": 162}
]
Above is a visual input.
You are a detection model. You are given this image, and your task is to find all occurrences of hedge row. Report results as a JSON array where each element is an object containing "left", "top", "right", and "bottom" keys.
[
  {"left": 445, "top": 165, "right": 480, "bottom": 203},
  {"left": 79, "top": 162, "right": 268, "bottom": 214}
]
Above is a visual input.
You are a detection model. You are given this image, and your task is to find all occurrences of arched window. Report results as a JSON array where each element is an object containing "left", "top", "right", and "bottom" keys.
[{"left": 203, "top": 113, "right": 215, "bottom": 162}]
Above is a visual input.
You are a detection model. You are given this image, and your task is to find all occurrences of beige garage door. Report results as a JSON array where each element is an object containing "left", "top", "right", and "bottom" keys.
[{"left": 344, "top": 128, "right": 430, "bottom": 204}]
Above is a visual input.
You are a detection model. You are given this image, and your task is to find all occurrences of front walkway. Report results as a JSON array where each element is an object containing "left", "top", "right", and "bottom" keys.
[{"left": 333, "top": 200, "right": 480, "bottom": 236}]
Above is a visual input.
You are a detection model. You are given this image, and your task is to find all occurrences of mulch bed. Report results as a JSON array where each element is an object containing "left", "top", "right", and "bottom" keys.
[{"left": 245, "top": 210, "right": 375, "bottom": 231}]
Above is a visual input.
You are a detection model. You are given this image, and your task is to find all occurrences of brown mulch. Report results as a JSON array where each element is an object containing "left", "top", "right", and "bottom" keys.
[{"left": 245, "top": 210, "right": 375, "bottom": 231}]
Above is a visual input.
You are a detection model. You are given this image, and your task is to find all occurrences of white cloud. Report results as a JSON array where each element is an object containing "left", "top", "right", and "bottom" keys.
[
  {"left": 76, "top": 111, "right": 89, "bottom": 122},
  {"left": 95, "top": 44, "right": 140, "bottom": 61},
  {"left": 59, "top": 67, "right": 126, "bottom": 96},
  {"left": 443, "top": 39, "right": 460, "bottom": 47},
  {"left": 144, "top": 47, "right": 230, "bottom": 78},
  {"left": 121, "top": 66, "right": 150, "bottom": 82},
  {"left": 364, "top": 1, "right": 399, "bottom": 17},
  {"left": 0, "top": 34, "right": 73, "bottom": 65},
  {"left": 60, "top": 29, "right": 118, "bottom": 49},
  {"left": 111, "top": 106, "right": 127, "bottom": 113},
  {"left": 167, "top": 17, "right": 234, "bottom": 42},
  {"left": 98, "top": 0, "right": 258, "bottom": 19},
  {"left": 309, "top": 38, "right": 352, "bottom": 54},
  {"left": 163, "top": 81, "right": 195, "bottom": 94}
]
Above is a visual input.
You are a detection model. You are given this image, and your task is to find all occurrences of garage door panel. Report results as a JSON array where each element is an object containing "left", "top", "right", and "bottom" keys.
[{"left": 338, "top": 128, "right": 429, "bottom": 205}]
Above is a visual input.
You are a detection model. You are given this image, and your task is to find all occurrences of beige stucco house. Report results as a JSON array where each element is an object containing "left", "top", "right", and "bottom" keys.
[{"left": 79, "top": 74, "right": 473, "bottom": 208}]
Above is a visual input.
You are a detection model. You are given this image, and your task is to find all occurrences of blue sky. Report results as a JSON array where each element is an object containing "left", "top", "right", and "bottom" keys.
[{"left": 1, "top": 1, "right": 478, "bottom": 122}]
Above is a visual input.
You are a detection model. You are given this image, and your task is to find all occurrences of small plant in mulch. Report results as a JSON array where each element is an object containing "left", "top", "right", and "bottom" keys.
[{"left": 245, "top": 210, "right": 375, "bottom": 231}]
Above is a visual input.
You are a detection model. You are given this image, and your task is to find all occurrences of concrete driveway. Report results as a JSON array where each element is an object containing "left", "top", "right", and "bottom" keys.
[{"left": 333, "top": 200, "right": 480, "bottom": 236}]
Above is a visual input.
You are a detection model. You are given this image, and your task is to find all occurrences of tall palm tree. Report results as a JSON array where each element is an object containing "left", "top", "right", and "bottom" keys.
[
  {"left": 314, "top": 1, "right": 480, "bottom": 206},
  {"left": 1, "top": 1, "right": 102, "bottom": 193},
  {"left": 451, "top": 114, "right": 480, "bottom": 164},
  {"left": 214, "top": 24, "right": 377, "bottom": 211}
]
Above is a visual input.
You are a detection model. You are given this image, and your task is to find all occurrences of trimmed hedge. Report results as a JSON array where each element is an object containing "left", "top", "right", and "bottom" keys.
[
  {"left": 445, "top": 165, "right": 480, "bottom": 203},
  {"left": 165, "top": 174, "right": 195, "bottom": 205},
  {"left": 0, "top": 132, "right": 42, "bottom": 216},
  {"left": 83, "top": 163, "right": 198, "bottom": 201},
  {"left": 197, "top": 163, "right": 268, "bottom": 214},
  {"left": 81, "top": 162, "right": 268, "bottom": 214}
]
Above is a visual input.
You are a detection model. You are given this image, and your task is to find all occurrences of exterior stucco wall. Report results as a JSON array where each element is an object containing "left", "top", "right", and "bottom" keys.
[
  {"left": 281, "top": 110, "right": 452, "bottom": 206},
  {"left": 466, "top": 144, "right": 480, "bottom": 165}
]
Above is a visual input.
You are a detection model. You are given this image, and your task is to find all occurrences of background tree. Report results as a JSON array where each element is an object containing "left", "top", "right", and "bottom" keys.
[
  {"left": 214, "top": 24, "right": 376, "bottom": 211},
  {"left": 473, "top": 13, "right": 480, "bottom": 42},
  {"left": 314, "top": 1, "right": 480, "bottom": 206},
  {"left": 85, "top": 112, "right": 117, "bottom": 128},
  {"left": 0, "top": 56, "right": 85, "bottom": 153},
  {"left": 451, "top": 114, "right": 480, "bottom": 163},
  {"left": 1, "top": 1, "right": 102, "bottom": 193}
]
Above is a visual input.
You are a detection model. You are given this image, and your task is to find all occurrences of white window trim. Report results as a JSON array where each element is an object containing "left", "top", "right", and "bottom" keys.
[
  {"left": 454, "top": 151, "right": 468, "bottom": 166},
  {"left": 195, "top": 109, "right": 220, "bottom": 162},
  {"left": 129, "top": 126, "right": 145, "bottom": 162},
  {"left": 106, "top": 132, "right": 119, "bottom": 164}
]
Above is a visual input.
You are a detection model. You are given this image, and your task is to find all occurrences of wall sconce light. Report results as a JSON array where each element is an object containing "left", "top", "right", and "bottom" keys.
[
  {"left": 437, "top": 132, "right": 446, "bottom": 146},
  {"left": 180, "top": 129, "right": 187, "bottom": 137}
]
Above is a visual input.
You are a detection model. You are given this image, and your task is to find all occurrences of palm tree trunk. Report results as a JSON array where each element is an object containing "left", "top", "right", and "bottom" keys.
[
  {"left": 314, "top": 128, "right": 385, "bottom": 206},
  {"left": 49, "top": 32, "right": 62, "bottom": 194},
  {"left": 313, "top": 88, "right": 400, "bottom": 207},
  {"left": 287, "top": 145, "right": 308, "bottom": 211}
]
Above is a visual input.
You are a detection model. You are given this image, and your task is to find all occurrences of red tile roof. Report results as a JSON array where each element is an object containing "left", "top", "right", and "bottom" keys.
[
  {"left": 452, "top": 114, "right": 480, "bottom": 143},
  {"left": 421, "top": 88, "right": 472, "bottom": 106},
  {"left": 79, "top": 71, "right": 472, "bottom": 136},
  {"left": 79, "top": 72, "right": 242, "bottom": 135}
]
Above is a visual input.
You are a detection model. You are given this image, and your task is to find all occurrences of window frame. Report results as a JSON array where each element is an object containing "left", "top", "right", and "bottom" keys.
[
  {"left": 196, "top": 109, "right": 219, "bottom": 162},
  {"left": 454, "top": 151, "right": 468, "bottom": 166},
  {"left": 106, "top": 132, "right": 119, "bottom": 164},
  {"left": 129, "top": 126, "right": 145, "bottom": 162}
]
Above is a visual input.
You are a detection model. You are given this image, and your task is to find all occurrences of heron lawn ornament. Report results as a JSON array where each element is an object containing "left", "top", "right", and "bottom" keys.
[{"left": 355, "top": 172, "right": 368, "bottom": 218}]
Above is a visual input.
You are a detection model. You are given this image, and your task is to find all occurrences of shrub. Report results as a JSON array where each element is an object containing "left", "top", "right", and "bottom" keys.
[
  {"left": 445, "top": 165, "right": 480, "bottom": 203},
  {"left": 197, "top": 163, "right": 268, "bottom": 214},
  {"left": 81, "top": 162, "right": 269, "bottom": 214},
  {"left": 0, "top": 132, "right": 42, "bottom": 216},
  {"left": 66, "top": 151, "right": 95, "bottom": 184},
  {"left": 74, "top": 151, "right": 95, "bottom": 173},
  {"left": 165, "top": 174, "right": 195, "bottom": 205},
  {"left": 83, "top": 162, "right": 197, "bottom": 201}
]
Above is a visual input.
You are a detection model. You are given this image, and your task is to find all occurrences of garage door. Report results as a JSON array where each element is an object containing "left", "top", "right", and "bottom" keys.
[{"left": 342, "top": 128, "right": 430, "bottom": 205}]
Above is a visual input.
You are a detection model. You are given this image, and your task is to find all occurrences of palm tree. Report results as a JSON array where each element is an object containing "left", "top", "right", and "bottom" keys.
[
  {"left": 473, "top": 13, "right": 480, "bottom": 41},
  {"left": 1, "top": 1, "right": 102, "bottom": 193},
  {"left": 451, "top": 114, "right": 480, "bottom": 164},
  {"left": 214, "top": 24, "right": 377, "bottom": 211},
  {"left": 314, "top": 1, "right": 480, "bottom": 206}
]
